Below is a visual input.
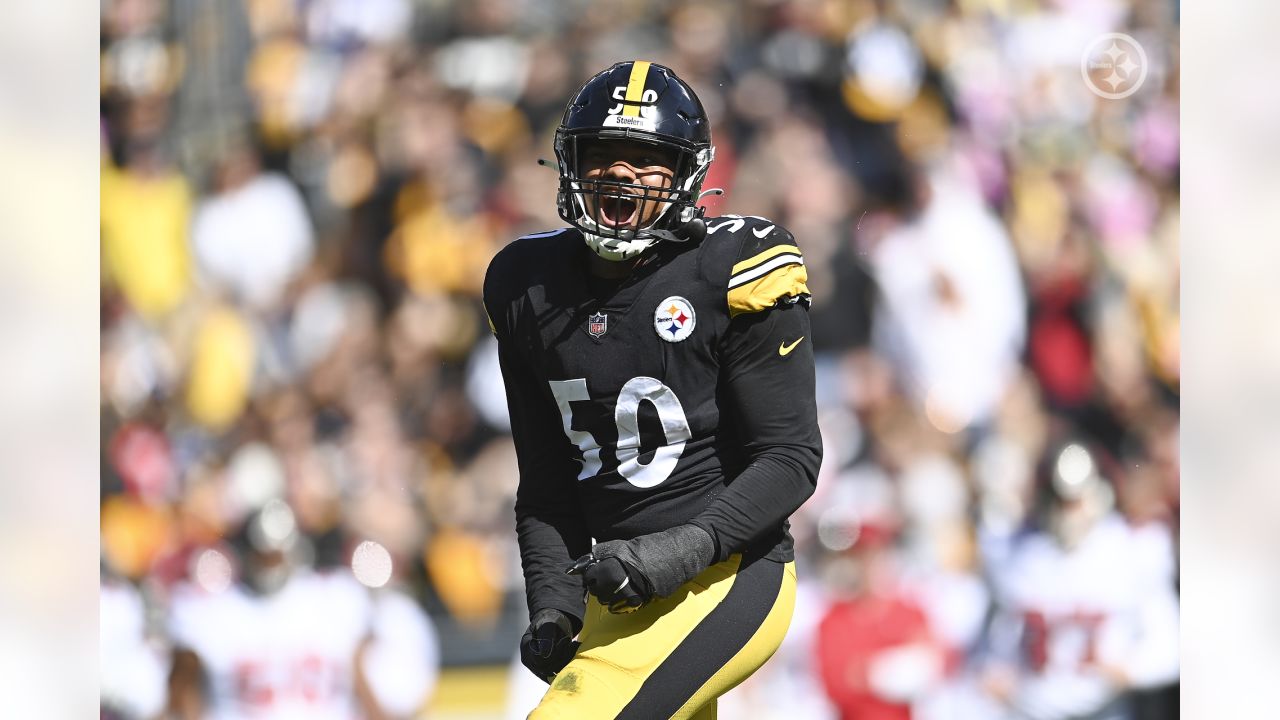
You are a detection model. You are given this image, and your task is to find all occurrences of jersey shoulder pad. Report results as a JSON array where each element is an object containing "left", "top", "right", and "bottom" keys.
[
  {"left": 485, "top": 228, "right": 574, "bottom": 293},
  {"left": 483, "top": 228, "right": 575, "bottom": 335},
  {"left": 708, "top": 216, "right": 809, "bottom": 318}
]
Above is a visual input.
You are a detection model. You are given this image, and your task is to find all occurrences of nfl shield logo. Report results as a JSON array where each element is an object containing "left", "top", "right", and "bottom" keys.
[{"left": 588, "top": 312, "right": 608, "bottom": 338}]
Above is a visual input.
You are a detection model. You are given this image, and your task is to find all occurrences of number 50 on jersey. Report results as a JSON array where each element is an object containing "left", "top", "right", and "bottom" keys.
[{"left": 548, "top": 377, "right": 691, "bottom": 489}]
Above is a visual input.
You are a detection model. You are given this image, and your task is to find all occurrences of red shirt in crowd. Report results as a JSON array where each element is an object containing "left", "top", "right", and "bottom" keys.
[{"left": 816, "top": 593, "right": 933, "bottom": 720}]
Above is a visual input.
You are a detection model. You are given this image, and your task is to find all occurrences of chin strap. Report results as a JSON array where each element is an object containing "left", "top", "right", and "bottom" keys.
[
  {"left": 644, "top": 188, "right": 725, "bottom": 245},
  {"left": 660, "top": 188, "right": 723, "bottom": 244},
  {"left": 647, "top": 216, "right": 705, "bottom": 244}
]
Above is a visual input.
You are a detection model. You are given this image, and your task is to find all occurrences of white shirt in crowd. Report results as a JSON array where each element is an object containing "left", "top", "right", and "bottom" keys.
[
  {"left": 870, "top": 168, "right": 1026, "bottom": 431},
  {"left": 192, "top": 172, "right": 315, "bottom": 311},
  {"left": 985, "top": 514, "right": 1180, "bottom": 720},
  {"left": 168, "top": 568, "right": 438, "bottom": 720},
  {"left": 101, "top": 579, "right": 168, "bottom": 719}
]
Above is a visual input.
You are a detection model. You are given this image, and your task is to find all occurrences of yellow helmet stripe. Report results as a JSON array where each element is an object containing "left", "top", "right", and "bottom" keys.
[{"left": 622, "top": 61, "right": 652, "bottom": 117}]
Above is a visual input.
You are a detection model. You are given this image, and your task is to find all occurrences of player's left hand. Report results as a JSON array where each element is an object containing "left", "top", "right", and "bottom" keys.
[
  {"left": 520, "top": 608, "right": 580, "bottom": 683},
  {"left": 567, "top": 524, "right": 716, "bottom": 614}
]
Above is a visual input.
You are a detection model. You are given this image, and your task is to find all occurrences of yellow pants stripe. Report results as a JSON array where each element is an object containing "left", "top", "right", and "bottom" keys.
[
  {"left": 673, "top": 563, "right": 797, "bottom": 718},
  {"left": 530, "top": 555, "right": 795, "bottom": 720}
]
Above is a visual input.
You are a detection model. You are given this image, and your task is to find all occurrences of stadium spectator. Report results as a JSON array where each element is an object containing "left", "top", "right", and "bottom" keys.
[
  {"left": 191, "top": 141, "right": 315, "bottom": 313},
  {"left": 979, "top": 442, "right": 1179, "bottom": 720},
  {"left": 166, "top": 500, "right": 439, "bottom": 719}
]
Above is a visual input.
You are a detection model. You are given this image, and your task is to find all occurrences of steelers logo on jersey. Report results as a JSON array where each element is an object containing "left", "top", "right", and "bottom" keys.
[{"left": 654, "top": 296, "right": 696, "bottom": 343}]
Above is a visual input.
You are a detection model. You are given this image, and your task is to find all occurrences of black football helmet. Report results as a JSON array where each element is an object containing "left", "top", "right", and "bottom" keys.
[{"left": 553, "top": 61, "right": 716, "bottom": 260}]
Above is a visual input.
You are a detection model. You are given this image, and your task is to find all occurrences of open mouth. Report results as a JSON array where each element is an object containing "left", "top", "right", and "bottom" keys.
[{"left": 598, "top": 195, "right": 640, "bottom": 228}]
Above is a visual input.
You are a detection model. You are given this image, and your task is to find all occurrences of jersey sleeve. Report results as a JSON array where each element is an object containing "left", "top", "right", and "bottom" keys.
[
  {"left": 724, "top": 220, "right": 811, "bottom": 318},
  {"left": 483, "top": 246, "right": 591, "bottom": 627},
  {"left": 690, "top": 220, "right": 822, "bottom": 561}
]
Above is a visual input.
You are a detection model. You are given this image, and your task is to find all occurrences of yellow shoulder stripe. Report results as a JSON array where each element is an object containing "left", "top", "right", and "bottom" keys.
[
  {"left": 728, "top": 264, "right": 810, "bottom": 318},
  {"left": 623, "top": 61, "right": 652, "bottom": 118},
  {"left": 731, "top": 244, "right": 802, "bottom": 276}
]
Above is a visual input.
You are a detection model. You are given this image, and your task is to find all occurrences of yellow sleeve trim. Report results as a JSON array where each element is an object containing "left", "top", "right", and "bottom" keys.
[
  {"left": 731, "top": 244, "right": 802, "bottom": 276},
  {"left": 728, "top": 264, "right": 810, "bottom": 318}
]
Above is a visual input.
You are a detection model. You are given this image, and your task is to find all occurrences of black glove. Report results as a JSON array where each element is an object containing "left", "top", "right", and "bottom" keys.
[
  {"left": 567, "top": 524, "right": 716, "bottom": 614},
  {"left": 568, "top": 553, "right": 649, "bottom": 614},
  {"left": 519, "top": 608, "right": 580, "bottom": 683}
]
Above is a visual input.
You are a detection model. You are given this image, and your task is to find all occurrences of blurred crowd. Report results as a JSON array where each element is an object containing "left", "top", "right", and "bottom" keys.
[{"left": 99, "top": 0, "right": 1179, "bottom": 718}]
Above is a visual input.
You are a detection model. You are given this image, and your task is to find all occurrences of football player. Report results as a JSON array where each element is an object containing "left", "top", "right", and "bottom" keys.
[
  {"left": 166, "top": 500, "right": 439, "bottom": 720},
  {"left": 484, "top": 61, "right": 822, "bottom": 719},
  {"left": 980, "top": 442, "right": 1180, "bottom": 720}
]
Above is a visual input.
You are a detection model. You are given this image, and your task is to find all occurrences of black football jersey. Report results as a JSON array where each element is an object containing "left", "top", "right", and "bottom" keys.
[{"left": 484, "top": 215, "right": 822, "bottom": 622}]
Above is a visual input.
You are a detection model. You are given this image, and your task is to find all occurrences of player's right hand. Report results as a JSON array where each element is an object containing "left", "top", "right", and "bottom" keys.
[
  {"left": 569, "top": 552, "right": 651, "bottom": 614},
  {"left": 519, "top": 608, "right": 580, "bottom": 683},
  {"left": 567, "top": 525, "right": 715, "bottom": 614}
]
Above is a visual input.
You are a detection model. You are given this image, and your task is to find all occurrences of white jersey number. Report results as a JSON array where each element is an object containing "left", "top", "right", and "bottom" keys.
[
  {"left": 548, "top": 376, "right": 691, "bottom": 488},
  {"left": 548, "top": 379, "right": 603, "bottom": 480},
  {"left": 706, "top": 214, "right": 771, "bottom": 236}
]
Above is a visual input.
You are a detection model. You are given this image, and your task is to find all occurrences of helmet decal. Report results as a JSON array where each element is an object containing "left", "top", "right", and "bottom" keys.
[{"left": 603, "top": 61, "right": 659, "bottom": 132}]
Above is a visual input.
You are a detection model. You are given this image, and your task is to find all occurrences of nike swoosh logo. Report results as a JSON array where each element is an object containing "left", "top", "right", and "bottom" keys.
[
  {"left": 753, "top": 225, "right": 775, "bottom": 238},
  {"left": 778, "top": 337, "right": 804, "bottom": 356}
]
